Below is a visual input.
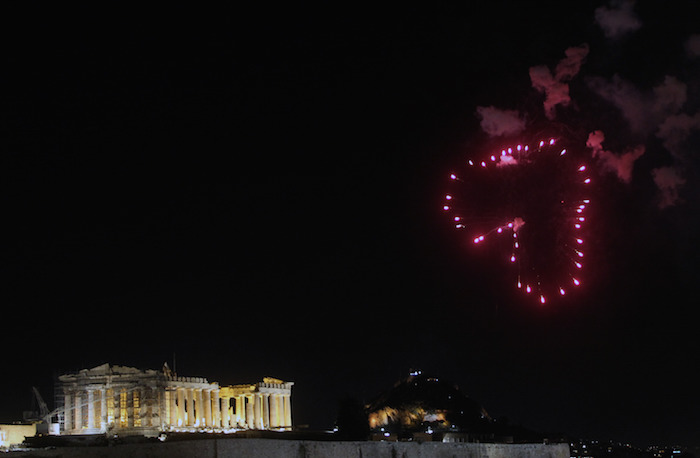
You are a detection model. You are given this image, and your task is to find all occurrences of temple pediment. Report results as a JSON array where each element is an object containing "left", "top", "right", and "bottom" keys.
[
  {"left": 82, "top": 363, "right": 145, "bottom": 375},
  {"left": 84, "top": 363, "right": 112, "bottom": 374}
]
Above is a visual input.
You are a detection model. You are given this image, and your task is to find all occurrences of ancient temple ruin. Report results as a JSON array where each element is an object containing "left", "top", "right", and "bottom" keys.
[{"left": 57, "top": 363, "right": 293, "bottom": 437}]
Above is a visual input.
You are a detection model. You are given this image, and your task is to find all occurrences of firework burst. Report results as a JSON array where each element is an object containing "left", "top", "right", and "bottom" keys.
[{"left": 444, "top": 137, "right": 591, "bottom": 304}]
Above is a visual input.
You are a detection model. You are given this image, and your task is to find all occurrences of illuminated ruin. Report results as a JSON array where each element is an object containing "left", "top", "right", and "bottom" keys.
[{"left": 57, "top": 364, "right": 293, "bottom": 437}]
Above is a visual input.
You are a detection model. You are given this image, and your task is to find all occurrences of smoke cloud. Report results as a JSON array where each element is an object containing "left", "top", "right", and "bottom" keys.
[
  {"left": 652, "top": 76, "right": 688, "bottom": 119},
  {"left": 594, "top": 0, "right": 642, "bottom": 39},
  {"left": 476, "top": 106, "right": 526, "bottom": 137},
  {"left": 653, "top": 112, "right": 699, "bottom": 208},
  {"left": 587, "top": 74, "right": 696, "bottom": 207},
  {"left": 585, "top": 130, "right": 606, "bottom": 151},
  {"left": 586, "top": 130, "right": 645, "bottom": 184},
  {"left": 529, "top": 44, "right": 589, "bottom": 119},
  {"left": 497, "top": 154, "right": 518, "bottom": 167},
  {"left": 587, "top": 75, "right": 687, "bottom": 136},
  {"left": 652, "top": 167, "right": 686, "bottom": 208},
  {"left": 656, "top": 112, "right": 700, "bottom": 159},
  {"left": 512, "top": 217, "right": 526, "bottom": 233}
]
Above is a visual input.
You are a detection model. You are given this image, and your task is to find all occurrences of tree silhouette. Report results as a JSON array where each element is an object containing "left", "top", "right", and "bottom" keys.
[{"left": 335, "top": 396, "right": 369, "bottom": 441}]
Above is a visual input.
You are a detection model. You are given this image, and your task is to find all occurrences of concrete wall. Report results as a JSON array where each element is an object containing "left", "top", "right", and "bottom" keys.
[{"left": 12, "top": 438, "right": 569, "bottom": 457}]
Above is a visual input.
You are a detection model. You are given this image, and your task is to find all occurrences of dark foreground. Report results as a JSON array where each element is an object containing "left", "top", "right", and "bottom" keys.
[{"left": 9, "top": 438, "right": 568, "bottom": 458}]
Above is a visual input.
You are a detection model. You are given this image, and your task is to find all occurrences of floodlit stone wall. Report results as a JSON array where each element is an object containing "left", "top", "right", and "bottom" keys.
[
  {"left": 0, "top": 424, "right": 36, "bottom": 449},
  {"left": 11, "top": 438, "right": 569, "bottom": 457}
]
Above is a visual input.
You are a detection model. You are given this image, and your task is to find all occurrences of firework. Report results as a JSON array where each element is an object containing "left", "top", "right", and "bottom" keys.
[{"left": 444, "top": 137, "right": 590, "bottom": 304}]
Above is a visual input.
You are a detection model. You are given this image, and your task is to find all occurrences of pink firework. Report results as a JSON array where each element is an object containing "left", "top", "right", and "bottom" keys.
[{"left": 444, "top": 137, "right": 591, "bottom": 304}]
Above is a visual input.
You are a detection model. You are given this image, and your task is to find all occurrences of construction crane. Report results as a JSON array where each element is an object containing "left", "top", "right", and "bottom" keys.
[
  {"left": 31, "top": 387, "right": 50, "bottom": 421},
  {"left": 28, "top": 386, "right": 63, "bottom": 430}
]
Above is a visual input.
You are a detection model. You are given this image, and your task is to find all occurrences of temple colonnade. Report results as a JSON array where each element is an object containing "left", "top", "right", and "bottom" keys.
[{"left": 165, "top": 386, "right": 292, "bottom": 430}]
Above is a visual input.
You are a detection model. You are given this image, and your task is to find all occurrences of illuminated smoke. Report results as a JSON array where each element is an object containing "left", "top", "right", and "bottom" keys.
[
  {"left": 652, "top": 76, "right": 688, "bottom": 122},
  {"left": 652, "top": 167, "right": 686, "bottom": 209},
  {"left": 587, "top": 75, "right": 687, "bottom": 136},
  {"left": 528, "top": 66, "right": 568, "bottom": 119},
  {"left": 554, "top": 44, "right": 591, "bottom": 81},
  {"left": 594, "top": 0, "right": 642, "bottom": 39},
  {"left": 512, "top": 217, "right": 526, "bottom": 232},
  {"left": 587, "top": 76, "right": 646, "bottom": 133},
  {"left": 656, "top": 112, "right": 700, "bottom": 160},
  {"left": 529, "top": 44, "right": 589, "bottom": 119},
  {"left": 476, "top": 106, "right": 526, "bottom": 137},
  {"left": 586, "top": 130, "right": 644, "bottom": 184},
  {"left": 653, "top": 112, "right": 700, "bottom": 207},
  {"left": 497, "top": 154, "right": 518, "bottom": 167},
  {"left": 587, "top": 74, "right": 694, "bottom": 207}
]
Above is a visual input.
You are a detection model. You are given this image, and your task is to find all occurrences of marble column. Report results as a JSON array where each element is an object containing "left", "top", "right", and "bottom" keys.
[
  {"left": 220, "top": 396, "right": 230, "bottom": 428},
  {"left": 177, "top": 388, "right": 185, "bottom": 427},
  {"left": 283, "top": 394, "right": 292, "bottom": 428},
  {"left": 164, "top": 390, "right": 171, "bottom": 427},
  {"left": 156, "top": 389, "right": 164, "bottom": 429},
  {"left": 114, "top": 390, "right": 121, "bottom": 427},
  {"left": 254, "top": 393, "right": 262, "bottom": 429},
  {"left": 246, "top": 395, "right": 255, "bottom": 429},
  {"left": 74, "top": 392, "right": 82, "bottom": 430},
  {"left": 169, "top": 390, "right": 177, "bottom": 427},
  {"left": 87, "top": 390, "right": 95, "bottom": 429},
  {"left": 203, "top": 390, "right": 212, "bottom": 427},
  {"left": 211, "top": 390, "right": 220, "bottom": 428},
  {"left": 64, "top": 392, "right": 72, "bottom": 433},
  {"left": 235, "top": 396, "right": 244, "bottom": 427},
  {"left": 195, "top": 389, "right": 204, "bottom": 427},
  {"left": 100, "top": 389, "right": 107, "bottom": 431},
  {"left": 269, "top": 394, "right": 278, "bottom": 428},
  {"left": 262, "top": 393, "right": 270, "bottom": 429},
  {"left": 141, "top": 388, "right": 150, "bottom": 427},
  {"left": 186, "top": 389, "right": 194, "bottom": 426}
]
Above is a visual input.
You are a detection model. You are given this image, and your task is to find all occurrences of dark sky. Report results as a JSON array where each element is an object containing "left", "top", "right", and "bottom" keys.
[{"left": 2, "top": 1, "right": 699, "bottom": 447}]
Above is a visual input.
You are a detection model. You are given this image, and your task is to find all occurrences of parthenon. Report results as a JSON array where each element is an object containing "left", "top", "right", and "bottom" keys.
[{"left": 57, "top": 363, "right": 293, "bottom": 437}]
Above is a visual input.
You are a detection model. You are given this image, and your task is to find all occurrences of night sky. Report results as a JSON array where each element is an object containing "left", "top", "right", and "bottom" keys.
[{"left": 2, "top": 1, "right": 699, "bottom": 447}]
